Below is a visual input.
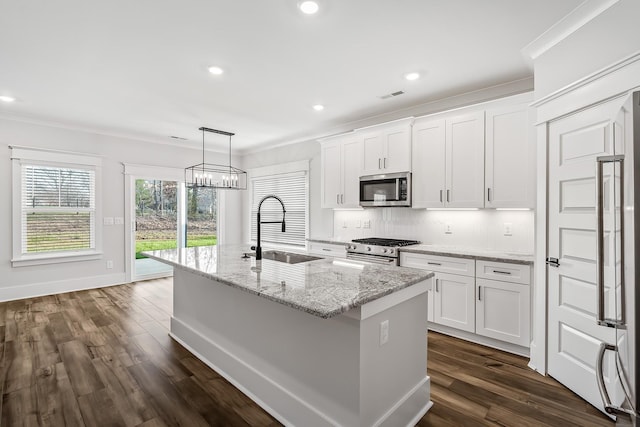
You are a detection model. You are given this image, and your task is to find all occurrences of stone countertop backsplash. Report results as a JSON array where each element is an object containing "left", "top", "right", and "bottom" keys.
[
  {"left": 307, "top": 238, "right": 534, "bottom": 265},
  {"left": 142, "top": 245, "right": 433, "bottom": 319}
]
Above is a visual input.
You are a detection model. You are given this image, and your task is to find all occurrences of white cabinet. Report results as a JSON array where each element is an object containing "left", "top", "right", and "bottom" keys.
[
  {"left": 475, "top": 260, "right": 531, "bottom": 346},
  {"left": 361, "top": 119, "right": 412, "bottom": 176},
  {"left": 485, "top": 104, "right": 534, "bottom": 208},
  {"left": 476, "top": 278, "right": 530, "bottom": 346},
  {"left": 320, "top": 134, "right": 363, "bottom": 208},
  {"left": 434, "top": 272, "right": 476, "bottom": 333},
  {"left": 307, "top": 241, "right": 347, "bottom": 258},
  {"left": 412, "top": 112, "right": 485, "bottom": 208},
  {"left": 400, "top": 252, "right": 532, "bottom": 349},
  {"left": 400, "top": 252, "right": 475, "bottom": 328}
]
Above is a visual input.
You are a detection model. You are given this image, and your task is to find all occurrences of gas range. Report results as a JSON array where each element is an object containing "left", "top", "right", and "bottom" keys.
[{"left": 346, "top": 238, "right": 421, "bottom": 265}]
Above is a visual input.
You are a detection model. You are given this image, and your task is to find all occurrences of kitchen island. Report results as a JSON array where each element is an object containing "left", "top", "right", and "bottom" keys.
[{"left": 144, "top": 245, "right": 434, "bottom": 426}]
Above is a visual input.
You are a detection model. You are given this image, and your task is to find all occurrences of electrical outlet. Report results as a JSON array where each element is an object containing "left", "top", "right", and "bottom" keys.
[
  {"left": 504, "top": 222, "right": 513, "bottom": 236},
  {"left": 106, "top": 260, "right": 114, "bottom": 269},
  {"left": 363, "top": 220, "right": 371, "bottom": 229},
  {"left": 380, "top": 320, "right": 389, "bottom": 346},
  {"left": 114, "top": 217, "right": 124, "bottom": 225},
  {"left": 445, "top": 223, "right": 453, "bottom": 234},
  {"left": 355, "top": 220, "right": 362, "bottom": 228},
  {"left": 342, "top": 220, "right": 348, "bottom": 229},
  {"left": 103, "top": 217, "right": 114, "bottom": 226}
]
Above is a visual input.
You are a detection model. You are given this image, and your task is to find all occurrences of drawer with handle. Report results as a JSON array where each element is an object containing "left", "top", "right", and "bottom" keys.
[
  {"left": 475, "top": 260, "right": 531, "bottom": 285},
  {"left": 307, "top": 242, "right": 347, "bottom": 259},
  {"left": 399, "top": 252, "right": 475, "bottom": 277}
]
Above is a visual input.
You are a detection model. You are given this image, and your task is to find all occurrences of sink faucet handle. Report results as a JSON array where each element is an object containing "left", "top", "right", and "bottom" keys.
[{"left": 250, "top": 246, "right": 256, "bottom": 251}]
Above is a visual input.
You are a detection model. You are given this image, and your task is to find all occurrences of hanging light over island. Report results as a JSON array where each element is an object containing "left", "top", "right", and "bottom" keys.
[{"left": 184, "top": 127, "right": 247, "bottom": 190}]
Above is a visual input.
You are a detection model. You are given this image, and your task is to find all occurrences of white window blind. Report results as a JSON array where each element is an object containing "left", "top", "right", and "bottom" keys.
[
  {"left": 21, "top": 165, "right": 96, "bottom": 254},
  {"left": 250, "top": 170, "right": 308, "bottom": 247}
]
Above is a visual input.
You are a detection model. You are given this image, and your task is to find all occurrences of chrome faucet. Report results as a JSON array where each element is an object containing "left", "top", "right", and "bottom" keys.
[{"left": 251, "top": 195, "right": 286, "bottom": 260}]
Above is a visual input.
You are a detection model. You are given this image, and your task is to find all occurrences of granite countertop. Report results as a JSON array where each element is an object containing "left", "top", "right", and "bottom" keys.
[
  {"left": 307, "top": 238, "right": 534, "bottom": 265},
  {"left": 143, "top": 245, "right": 433, "bottom": 319}
]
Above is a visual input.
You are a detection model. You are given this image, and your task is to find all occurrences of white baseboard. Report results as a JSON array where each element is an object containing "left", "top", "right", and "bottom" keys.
[
  {"left": 428, "top": 323, "right": 530, "bottom": 357},
  {"left": 0, "top": 273, "right": 128, "bottom": 302}
]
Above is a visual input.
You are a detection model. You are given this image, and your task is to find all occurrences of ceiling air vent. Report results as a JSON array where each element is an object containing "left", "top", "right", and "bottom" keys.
[{"left": 379, "top": 90, "right": 405, "bottom": 100}]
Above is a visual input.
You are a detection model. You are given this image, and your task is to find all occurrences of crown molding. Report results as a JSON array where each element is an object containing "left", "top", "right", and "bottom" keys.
[{"left": 522, "top": 0, "right": 620, "bottom": 60}]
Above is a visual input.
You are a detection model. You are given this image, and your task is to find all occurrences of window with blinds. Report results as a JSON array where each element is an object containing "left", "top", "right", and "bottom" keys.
[
  {"left": 250, "top": 170, "right": 308, "bottom": 247},
  {"left": 21, "top": 165, "right": 96, "bottom": 254}
]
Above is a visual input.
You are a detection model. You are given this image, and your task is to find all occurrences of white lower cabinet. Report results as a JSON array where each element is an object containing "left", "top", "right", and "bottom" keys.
[
  {"left": 433, "top": 272, "right": 475, "bottom": 333},
  {"left": 400, "top": 251, "right": 532, "bottom": 351},
  {"left": 476, "top": 278, "right": 530, "bottom": 346}
]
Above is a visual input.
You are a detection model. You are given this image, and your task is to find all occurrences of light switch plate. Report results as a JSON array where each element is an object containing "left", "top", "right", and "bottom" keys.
[
  {"left": 504, "top": 222, "right": 513, "bottom": 236},
  {"left": 445, "top": 223, "right": 453, "bottom": 234}
]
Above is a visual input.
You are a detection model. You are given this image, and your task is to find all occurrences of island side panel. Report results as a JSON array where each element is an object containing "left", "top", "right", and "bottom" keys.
[
  {"left": 358, "top": 289, "right": 430, "bottom": 426},
  {"left": 171, "top": 267, "right": 362, "bottom": 426}
]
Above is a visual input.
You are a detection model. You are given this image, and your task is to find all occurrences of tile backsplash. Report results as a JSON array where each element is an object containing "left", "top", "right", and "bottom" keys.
[{"left": 331, "top": 208, "right": 534, "bottom": 254}]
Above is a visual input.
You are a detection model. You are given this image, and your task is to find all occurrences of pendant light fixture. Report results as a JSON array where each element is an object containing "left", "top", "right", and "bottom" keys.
[{"left": 185, "top": 127, "right": 247, "bottom": 190}]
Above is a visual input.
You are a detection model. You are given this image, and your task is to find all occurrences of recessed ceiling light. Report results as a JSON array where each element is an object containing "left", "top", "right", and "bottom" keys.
[
  {"left": 405, "top": 72, "right": 420, "bottom": 81},
  {"left": 299, "top": 1, "right": 319, "bottom": 14},
  {"left": 208, "top": 66, "right": 224, "bottom": 75},
  {"left": 313, "top": 104, "right": 324, "bottom": 111},
  {"left": 0, "top": 95, "right": 15, "bottom": 103}
]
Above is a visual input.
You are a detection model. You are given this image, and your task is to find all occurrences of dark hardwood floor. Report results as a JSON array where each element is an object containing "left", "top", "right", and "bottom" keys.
[{"left": 0, "top": 278, "right": 614, "bottom": 426}]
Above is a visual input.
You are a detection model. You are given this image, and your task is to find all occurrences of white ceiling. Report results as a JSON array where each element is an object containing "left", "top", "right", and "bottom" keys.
[{"left": 0, "top": 0, "right": 583, "bottom": 152}]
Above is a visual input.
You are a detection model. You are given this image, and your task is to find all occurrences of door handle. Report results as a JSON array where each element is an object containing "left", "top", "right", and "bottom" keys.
[
  {"left": 596, "top": 342, "right": 636, "bottom": 417},
  {"left": 435, "top": 279, "right": 439, "bottom": 292},
  {"left": 546, "top": 257, "right": 559, "bottom": 267},
  {"left": 446, "top": 189, "right": 450, "bottom": 203},
  {"left": 487, "top": 187, "right": 491, "bottom": 202},
  {"left": 337, "top": 194, "right": 340, "bottom": 204},
  {"left": 439, "top": 190, "right": 443, "bottom": 203},
  {"left": 478, "top": 286, "right": 481, "bottom": 301},
  {"left": 595, "top": 155, "right": 625, "bottom": 327},
  {"left": 341, "top": 194, "right": 344, "bottom": 204},
  {"left": 383, "top": 157, "right": 387, "bottom": 168},
  {"left": 378, "top": 158, "right": 382, "bottom": 169}
]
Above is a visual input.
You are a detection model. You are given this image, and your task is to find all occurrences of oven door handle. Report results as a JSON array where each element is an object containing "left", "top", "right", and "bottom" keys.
[{"left": 346, "top": 252, "right": 397, "bottom": 265}]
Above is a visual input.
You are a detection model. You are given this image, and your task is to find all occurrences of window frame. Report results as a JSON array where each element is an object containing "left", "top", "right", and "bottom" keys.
[
  {"left": 11, "top": 146, "right": 103, "bottom": 267},
  {"left": 247, "top": 160, "right": 309, "bottom": 249}
]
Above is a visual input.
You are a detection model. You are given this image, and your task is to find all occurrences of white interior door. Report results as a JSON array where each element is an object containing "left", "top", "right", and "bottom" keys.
[{"left": 547, "top": 96, "right": 627, "bottom": 415}]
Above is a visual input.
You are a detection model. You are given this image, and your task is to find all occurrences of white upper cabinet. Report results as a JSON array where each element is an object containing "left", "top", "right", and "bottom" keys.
[
  {"left": 485, "top": 104, "right": 534, "bottom": 208},
  {"left": 412, "top": 112, "right": 484, "bottom": 208},
  {"left": 320, "top": 133, "right": 363, "bottom": 208},
  {"left": 446, "top": 112, "right": 485, "bottom": 208},
  {"left": 411, "top": 118, "right": 446, "bottom": 208},
  {"left": 361, "top": 119, "right": 412, "bottom": 176}
]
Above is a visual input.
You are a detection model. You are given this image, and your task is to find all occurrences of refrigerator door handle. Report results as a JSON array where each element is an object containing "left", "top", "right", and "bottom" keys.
[
  {"left": 595, "top": 155, "right": 626, "bottom": 328},
  {"left": 596, "top": 342, "right": 637, "bottom": 417}
]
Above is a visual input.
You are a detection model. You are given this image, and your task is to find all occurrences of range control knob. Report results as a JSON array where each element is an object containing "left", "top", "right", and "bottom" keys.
[
  {"left": 366, "top": 246, "right": 371, "bottom": 252},
  {"left": 382, "top": 248, "right": 388, "bottom": 253},
  {"left": 388, "top": 248, "right": 394, "bottom": 255}
]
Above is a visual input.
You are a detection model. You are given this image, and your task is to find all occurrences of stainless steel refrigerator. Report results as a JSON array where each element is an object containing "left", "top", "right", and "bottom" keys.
[{"left": 594, "top": 91, "right": 640, "bottom": 425}]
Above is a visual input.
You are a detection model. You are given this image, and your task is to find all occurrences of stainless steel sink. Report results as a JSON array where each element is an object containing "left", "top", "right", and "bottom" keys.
[{"left": 248, "top": 250, "right": 322, "bottom": 264}]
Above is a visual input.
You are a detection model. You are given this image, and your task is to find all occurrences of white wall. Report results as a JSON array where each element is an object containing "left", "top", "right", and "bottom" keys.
[
  {"left": 333, "top": 209, "right": 534, "bottom": 254},
  {"left": 534, "top": 0, "right": 640, "bottom": 99},
  {"left": 0, "top": 118, "right": 242, "bottom": 299}
]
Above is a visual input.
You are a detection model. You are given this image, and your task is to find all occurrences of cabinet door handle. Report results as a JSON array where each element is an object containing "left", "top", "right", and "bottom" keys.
[
  {"left": 487, "top": 187, "right": 491, "bottom": 202},
  {"left": 322, "top": 248, "right": 331, "bottom": 252},
  {"left": 478, "top": 286, "right": 482, "bottom": 301},
  {"left": 435, "top": 279, "right": 439, "bottom": 292},
  {"left": 439, "top": 190, "right": 443, "bottom": 203},
  {"left": 427, "top": 262, "right": 441, "bottom": 266},
  {"left": 446, "top": 189, "right": 450, "bottom": 203},
  {"left": 336, "top": 194, "right": 340, "bottom": 204},
  {"left": 378, "top": 158, "right": 382, "bottom": 169},
  {"left": 383, "top": 157, "right": 387, "bottom": 168},
  {"left": 341, "top": 194, "right": 344, "bottom": 204},
  {"left": 492, "top": 270, "right": 512, "bottom": 275}
]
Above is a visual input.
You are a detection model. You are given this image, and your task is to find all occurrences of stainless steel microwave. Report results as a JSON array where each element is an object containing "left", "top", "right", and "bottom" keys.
[{"left": 359, "top": 172, "right": 411, "bottom": 207}]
